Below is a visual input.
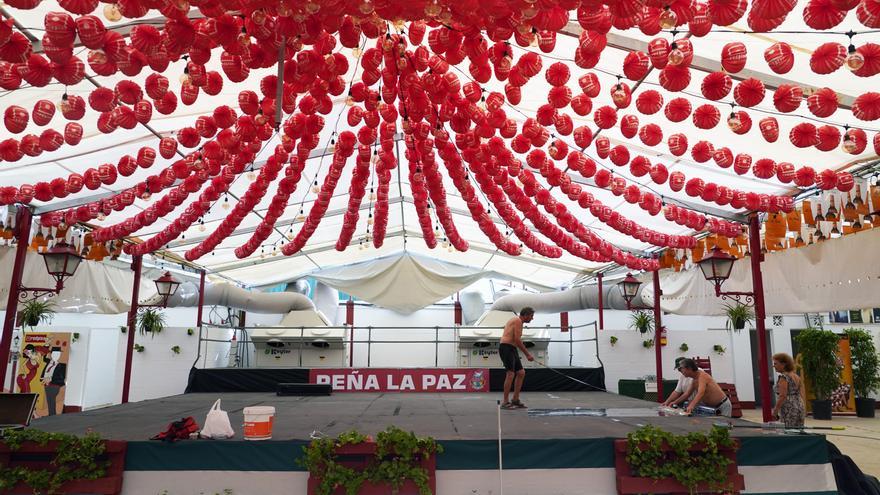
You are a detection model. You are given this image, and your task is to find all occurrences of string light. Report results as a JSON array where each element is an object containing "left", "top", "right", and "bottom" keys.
[
  {"left": 659, "top": 6, "right": 677, "bottom": 29},
  {"left": 222, "top": 194, "right": 231, "bottom": 210},
  {"left": 103, "top": 3, "right": 122, "bottom": 21},
  {"left": 668, "top": 42, "right": 685, "bottom": 65}
]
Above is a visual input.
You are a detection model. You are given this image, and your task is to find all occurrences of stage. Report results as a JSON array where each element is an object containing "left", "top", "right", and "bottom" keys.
[{"left": 30, "top": 391, "right": 839, "bottom": 495}]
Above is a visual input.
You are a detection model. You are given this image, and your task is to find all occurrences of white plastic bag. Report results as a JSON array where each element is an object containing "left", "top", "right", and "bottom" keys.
[{"left": 200, "top": 399, "right": 235, "bottom": 439}]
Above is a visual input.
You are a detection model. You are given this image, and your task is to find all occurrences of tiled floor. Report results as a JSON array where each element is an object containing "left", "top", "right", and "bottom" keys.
[{"left": 741, "top": 408, "right": 880, "bottom": 476}]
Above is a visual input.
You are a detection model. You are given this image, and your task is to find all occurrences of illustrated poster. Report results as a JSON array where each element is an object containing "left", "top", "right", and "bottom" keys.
[{"left": 15, "top": 332, "right": 70, "bottom": 418}]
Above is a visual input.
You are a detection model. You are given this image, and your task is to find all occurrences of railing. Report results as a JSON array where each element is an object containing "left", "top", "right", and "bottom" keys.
[{"left": 196, "top": 321, "right": 600, "bottom": 369}]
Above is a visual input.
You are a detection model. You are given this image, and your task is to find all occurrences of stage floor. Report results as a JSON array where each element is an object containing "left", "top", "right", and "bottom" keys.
[{"left": 33, "top": 392, "right": 763, "bottom": 441}]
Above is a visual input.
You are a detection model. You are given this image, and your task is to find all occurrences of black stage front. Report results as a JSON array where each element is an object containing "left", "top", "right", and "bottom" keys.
[
  {"left": 33, "top": 391, "right": 761, "bottom": 441},
  {"left": 185, "top": 366, "right": 606, "bottom": 393}
]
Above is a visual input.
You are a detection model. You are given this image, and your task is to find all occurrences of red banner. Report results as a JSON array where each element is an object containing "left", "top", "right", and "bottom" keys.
[{"left": 309, "top": 368, "right": 489, "bottom": 393}]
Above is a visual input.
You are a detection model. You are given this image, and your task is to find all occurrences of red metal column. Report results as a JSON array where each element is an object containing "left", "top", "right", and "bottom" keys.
[
  {"left": 195, "top": 270, "right": 205, "bottom": 328},
  {"left": 0, "top": 207, "right": 32, "bottom": 389},
  {"left": 346, "top": 298, "right": 354, "bottom": 367},
  {"left": 121, "top": 254, "right": 142, "bottom": 404},
  {"left": 597, "top": 273, "right": 604, "bottom": 330},
  {"left": 652, "top": 268, "right": 664, "bottom": 403},
  {"left": 453, "top": 293, "right": 462, "bottom": 326},
  {"left": 560, "top": 312, "right": 569, "bottom": 332},
  {"left": 749, "top": 214, "right": 773, "bottom": 423}
]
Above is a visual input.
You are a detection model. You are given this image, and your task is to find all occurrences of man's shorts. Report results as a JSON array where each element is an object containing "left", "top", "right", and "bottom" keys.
[{"left": 499, "top": 343, "right": 523, "bottom": 372}]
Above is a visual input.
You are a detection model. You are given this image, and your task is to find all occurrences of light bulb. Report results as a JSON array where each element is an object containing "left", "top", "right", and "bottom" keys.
[
  {"left": 846, "top": 45, "right": 865, "bottom": 72},
  {"left": 351, "top": 47, "right": 363, "bottom": 58},
  {"left": 668, "top": 46, "right": 685, "bottom": 66},
  {"left": 246, "top": 170, "right": 256, "bottom": 181},
  {"left": 254, "top": 113, "right": 267, "bottom": 126},
  {"left": 522, "top": 5, "right": 538, "bottom": 19},
  {"left": 397, "top": 57, "right": 408, "bottom": 70},
  {"left": 345, "top": 96, "right": 355, "bottom": 107},
  {"left": 358, "top": 1, "right": 374, "bottom": 14},
  {"left": 103, "top": 3, "right": 122, "bottom": 22},
  {"left": 393, "top": 19, "right": 406, "bottom": 31},
  {"left": 368, "top": 216, "right": 374, "bottom": 226},
  {"left": 199, "top": 224, "right": 206, "bottom": 232},
  {"left": 370, "top": 192, "right": 377, "bottom": 201},
  {"left": 222, "top": 198, "right": 231, "bottom": 210},
  {"left": 611, "top": 85, "right": 627, "bottom": 105},
  {"left": 97, "top": 212, "right": 106, "bottom": 221},
  {"left": 238, "top": 32, "right": 251, "bottom": 49},
  {"left": 328, "top": 141, "right": 336, "bottom": 154},
  {"left": 141, "top": 192, "right": 151, "bottom": 201},
  {"left": 311, "top": 182, "right": 320, "bottom": 193},
  {"left": 305, "top": 2, "right": 319, "bottom": 13},
  {"left": 424, "top": 1, "right": 442, "bottom": 17},
  {"left": 658, "top": 7, "right": 677, "bottom": 29},
  {"left": 842, "top": 134, "right": 858, "bottom": 153},
  {"left": 60, "top": 95, "right": 71, "bottom": 114},
  {"left": 727, "top": 112, "right": 741, "bottom": 131},
  {"left": 179, "top": 73, "right": 191, "bottom": 86},
  {"left": 251, "top": 9, "right": 267, "bottom": 25},
  {"left": 529, "top": 32, "right": 539, "bottom": 47}
]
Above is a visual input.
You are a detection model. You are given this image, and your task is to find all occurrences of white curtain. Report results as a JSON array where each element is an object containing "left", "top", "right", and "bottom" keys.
[{"left": 652, "top": 227, "right": 880, "bottom": 316}]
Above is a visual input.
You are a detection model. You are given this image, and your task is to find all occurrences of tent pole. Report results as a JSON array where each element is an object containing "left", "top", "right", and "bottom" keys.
[
  {"left": 122, "top": 255, "right": 142, "bottom": 404},
  {"left": 597, "top": 273, "right": 604, "bottom": 330},
  {"left": 652, "top": 267, "right": 664, "bottom": 403},
  {"left": 749, "top": 215, "right": 773, "bottom": 423},
  {"left": 196, "top": 270, "right": 205, "bottom": 328},
  {"left": 0, "top": 207, "right": 32, "bottom": 389},
  {"left": 347, "top": 299, "right": 355, "bottom": 367}
]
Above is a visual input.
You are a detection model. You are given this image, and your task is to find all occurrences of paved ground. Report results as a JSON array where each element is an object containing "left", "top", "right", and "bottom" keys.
[
  {"left": 741, "top": 409, "right": 880, "bottom": 477},
  {"left": 32, "top": 391, "right": 763, "bottom": 441}
]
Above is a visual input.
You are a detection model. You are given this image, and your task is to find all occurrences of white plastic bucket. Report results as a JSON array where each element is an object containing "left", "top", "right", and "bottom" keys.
[{"left": 243, "top": 406, "right": 275, "bottom": 440}]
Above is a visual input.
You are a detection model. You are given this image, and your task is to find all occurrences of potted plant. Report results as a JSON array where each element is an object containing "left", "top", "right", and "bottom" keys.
[
  {"left": 137, "top": 308, "right": 166, "bottom": 337},
  {"left": 844, "top": 328, "right": 880, "bottom": 418},
  {"left": 796, "top": 328, "right": 842, "bottom": 420},
  {"left": 610, "top": 336, "right": 618, "bottom": 347},
  {"left": 724, "top": 302, "right": 754, "bottom": 331},
  {"left": 19, "top": 300, "right": 55, "bottom": 330},
  {"left": 679, "top": 343, "right": 689, "bottom": 353},
  {"left": 171, "top": 345, "right": 181, "bottom": 355},
  {"left": 713, "top": 344, "right": 726, "bottom": 355},
  {"left": 629, "top": 310, "right": 654, "bottom": 335},
  {"left": 642, "top": 339, "right": 655, "bottom": 349}
]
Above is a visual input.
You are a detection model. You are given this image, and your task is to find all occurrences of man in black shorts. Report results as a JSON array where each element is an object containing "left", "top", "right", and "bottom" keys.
[{"left": 499, "top": 307, "right": 535, "bottom": 409}]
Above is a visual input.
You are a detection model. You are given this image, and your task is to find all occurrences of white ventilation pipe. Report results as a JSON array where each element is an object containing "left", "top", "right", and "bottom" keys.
[
  {"left": 489, "top": 283, "right": 651, "bottom": 314},
  {"left": 163, "top": 281, "right": 316, "bottom": 313}
]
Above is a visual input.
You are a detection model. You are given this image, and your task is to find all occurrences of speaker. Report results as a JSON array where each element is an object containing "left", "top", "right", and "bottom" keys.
[{"left": 276, "top": 383, "right": 332, "bottom": 396}]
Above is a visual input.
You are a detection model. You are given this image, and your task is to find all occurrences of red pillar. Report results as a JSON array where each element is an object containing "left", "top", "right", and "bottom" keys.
[
  {"left": 560, "top": 312, "right": 569, "bottom": 332},
  {"left": 121, "top": 254, "right": 142, "bottom": 404},
  {"left": 346, "top": 298, "right": 354, "bottom": 367},
  {"left": 652, "top": 268, "right": 664, "bottom": 403},
  {"left": 597, "top": 273, "right": 604, "bottom": 330},
  {"left": 195, "top": 270, "right": 205, "bottom": 328},
  {"left": 0, "top": 207, "right": 32, "bottom": 389},
  {"left": 453, "top": 293, "right": 462, "bottom": 326},
  {"left": 749, "top": 214, "right": 773, "bottom": 423}
]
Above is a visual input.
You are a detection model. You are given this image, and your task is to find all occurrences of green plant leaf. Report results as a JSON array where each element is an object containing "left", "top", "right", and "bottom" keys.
[
  {"left": 844, "top": 328, "right": 880, "bottom": 398},
  {"left": 20, "top": 300, "right": 55, "bottom": 329}
]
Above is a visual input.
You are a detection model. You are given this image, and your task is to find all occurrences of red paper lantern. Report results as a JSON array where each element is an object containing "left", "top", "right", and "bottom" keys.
[
  {"left": 816, "top": 125, "right": 842, "bottom": 151},
  {"left": 623, "top": 51, "right": 650, "bottom": 80},
  {"left": 667, "top": 133, "right": 689, "bottom": 156},
  {"left": 639, "top": 123, "right": 663, "bottom": 146},
  {"left": 4, "top": 105, "right": 28, "bottom": 134},
  {"left": 764, "top": 42, "right": 794, "bottom": 74},
  {"left": 693, "top": 104, "right": 721, "bottom": 129},
  {"left": 593, "top": 105, "right": 618, "bottom": 129},
  {"left": 759, "top": 117, "right": 779, "bottom": 142},
  {"left": 701, "top": 71, "right": 732, "bottom": 100},
  {"left": 720, "top": 41, "right": 747, "bottom": 73},
  {"left": 853, "top": 92, "right": 880, "bottom": 121},
  {"left": 804, "top": 0, "right": 847, "bottom": 29},
  {"left": 32, "top": 99, "right": 55, "bottom": 126},
  {"left": 733, "top": 153, "right": 752, "bottom": 175},
  {"left": 790, "top": 122, "right": 819, "bottom": 148},
  {"left": 664, "top": 97, "right": 692, "bottom": 122},
  {"left": 794, "top": 166, "right": 817, "bottom": 187},
  {"left": 733, "top": 78, "right": 765, "bottom": 107},
  {"left": 669, "top": 171, "right": 686, "bottom": 191},
  {"left": 710, "top": 0, "right": 748, "bottom": 25},
  {"left": 636, "top": 90, "right": 663, "bottom": 114},
  {"left": 773, "top": 84, "right": 803, "bottom": 112},
  {"left": 753, "top": 158, "right": 777, "bottom": 179},
  {"left": 620, "top": 114, "right": 639, "bottom": 138},
  {"left": 810, "top": 42, "right": 847, "bottom": 74},
  {"left": 776, "top": 162, "right": 796, "bottom": 183},
  {"left": 807, "top": 87, "right": 839, "bottom": 117}
]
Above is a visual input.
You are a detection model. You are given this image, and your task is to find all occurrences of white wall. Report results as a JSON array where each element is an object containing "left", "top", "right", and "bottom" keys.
[{"left": 4, "top": 304, "right": 880, "bottom": 409}]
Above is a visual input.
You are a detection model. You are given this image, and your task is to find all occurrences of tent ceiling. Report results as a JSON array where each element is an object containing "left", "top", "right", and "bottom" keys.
[{"left": 1, "top": 0, "right": 878, "bottom": 290}]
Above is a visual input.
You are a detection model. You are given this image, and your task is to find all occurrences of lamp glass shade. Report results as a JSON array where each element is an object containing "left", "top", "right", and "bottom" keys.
[
  {"left": 697, "top": 247, "right": 736, "bottom": 284},
  {"left": 154, "top": 271, "right": 181, "bottom": 298},
  {"left": 41, "top": 242, "right": 82, "bottom": 283},
  {"left": 617, "top": 273, "right": 641, "bottom": 301}
]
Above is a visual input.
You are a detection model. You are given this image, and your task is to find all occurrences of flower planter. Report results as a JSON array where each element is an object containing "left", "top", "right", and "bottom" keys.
[
  {"left": 812, "top": 399, "right": 833, "bottom": 420},
  {"left": 307, "top": 441, "right": 437, "bottom": 495},
  {"left": 0, "top": 439, "right": 127, "bottom": 495},
  {"left": 613, "top": 439, "right": 745, "bottom": 495}
]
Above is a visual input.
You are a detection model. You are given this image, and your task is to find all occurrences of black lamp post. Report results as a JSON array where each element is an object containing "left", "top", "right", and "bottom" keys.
[
  {"left": 141, "top": 271, "right": 181, "bottom": 308},
  {"left": 17, "top": 241, "right": 84, "bottom": 301},
  {"left": 696, "top": 247, "right": 752, "bottom": 303},
  {"left": 617, "top": 273, "right": 642, "bottom": 310}
]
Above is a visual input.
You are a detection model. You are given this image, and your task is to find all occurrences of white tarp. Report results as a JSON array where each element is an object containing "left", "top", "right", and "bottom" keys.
[
  {"left": 649, "top": 227, "right": 880, "bottom": 316},
  {"left": 308, "top": 252, "right": 554, "bottom": 313}
]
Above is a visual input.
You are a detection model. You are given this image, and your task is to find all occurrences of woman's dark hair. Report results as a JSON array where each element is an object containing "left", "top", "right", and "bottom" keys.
[{"left": 520, "top": 307, "right": 535, "bottom": 317}]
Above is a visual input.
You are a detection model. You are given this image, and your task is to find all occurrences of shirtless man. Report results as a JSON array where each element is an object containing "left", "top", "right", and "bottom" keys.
[
  {"left": 499, "top": 307, "right": 535, "bottom": 410},
  {"left": 679, "top": 358, "right": 732, "bottom": 417}
]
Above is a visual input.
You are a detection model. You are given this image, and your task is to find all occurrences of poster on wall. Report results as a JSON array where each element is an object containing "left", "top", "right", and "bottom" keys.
[
  {"left": 798, "top": 336, "right": 856, "bottom": 414},
  {"left": 14, "top": 332, "right": 70, "bottom": 418}
]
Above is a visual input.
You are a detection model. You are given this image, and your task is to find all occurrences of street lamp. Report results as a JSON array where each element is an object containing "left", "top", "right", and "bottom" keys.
[
  {"left": 617, "top": 273, "right": 642, "bottom": 310},
  {"left": 141, "top": 271, "right": 181, "bottom": 308},
  {"left": 18, "top": 241, "right": 84, "bottom": 301},
  {"left": 696, "top": 247, "right": 752, "bottom": 303}
]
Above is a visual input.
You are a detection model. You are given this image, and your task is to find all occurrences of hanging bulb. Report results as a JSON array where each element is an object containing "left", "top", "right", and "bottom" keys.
[
  {"left": 368, "top": 214, "right": 374, "bottom": 226},
  {"left": 311, "top": 180, "right": 320, "bottom": 193},
  {"left": 351, "top": 46, "right": 363, "bottom": 58},
  {"left": 358, "top": 0, "right": 375, "bottom": 14},
  {"left": 199, "top": 223, "right": 206, "bottom": 233},
  {"left": 522, "top": 5, "right": 539, "bottom": 19},
  {"left": 846, "top": 44, "right": 865, "bottom": 72},
  {"left": 222, "top": 196, "right": 231, "bottom": 210},
  {"left": 727, "top": 112, "right": 741, "bottom": 131},
  {"left": 529, "top": 30, "right": 539, "bottom": 48},
  {"left": 97, "top": 211, "right": 106, "bottom": 221},
  {"left": 370, "top": 152, "right": 379, "bottom": 165},
  {"left": 448, "top": 243, "right": 454, "bottom": 252},
  {"left": 345, "top": 94, "right": 355, "bottom": 107},
  {"left": 397, "top": 56, "right": 408, "bottom": 70},
  {"left": 254, "top": 111, "right": 267, "bottom": 126},
  {"left": 238, "top": 29, "right": 251, "bottom": 49},
  {"left": 59, "top": 93, "right": 71, "bottom": 114},
  {"left": 842, "top": 132, "right": 858, "bottom": 153},
  {"left": 659, "top": 7, "right": 678, "bottom": 29},
  {"left": 296, "top": 209, "right": 305, "bottom": 222},
  {"left": 246, "top": 169, "right": 256, "bottom": 181},
  {"left": 103, "top": 3, "right": 122, "bottom": 22},
  {"left": 179, "top": 70, "right": 191, "bottom": 86},
  {"left": 328, "top": 139, "right": 336, "bottom": 154},
  {"left": 141, "top": 188, "right": 152, "bottom": 201},
  {"left": 369, "top": 188, "right": 376, "bottom": 201},
  {"left": 611, "top": 84, "right": 627, "bottom": 105},
  {"left": 424, "top": 0, "right": 442, "bottom": 16},
  {"left": 668, "top": 42, "right": 685, "bottom": 65}
]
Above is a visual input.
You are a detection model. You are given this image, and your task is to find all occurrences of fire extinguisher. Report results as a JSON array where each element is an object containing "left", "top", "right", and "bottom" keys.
[{"left": 660, "top": 326, "right": 668, "bottom": 347}]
